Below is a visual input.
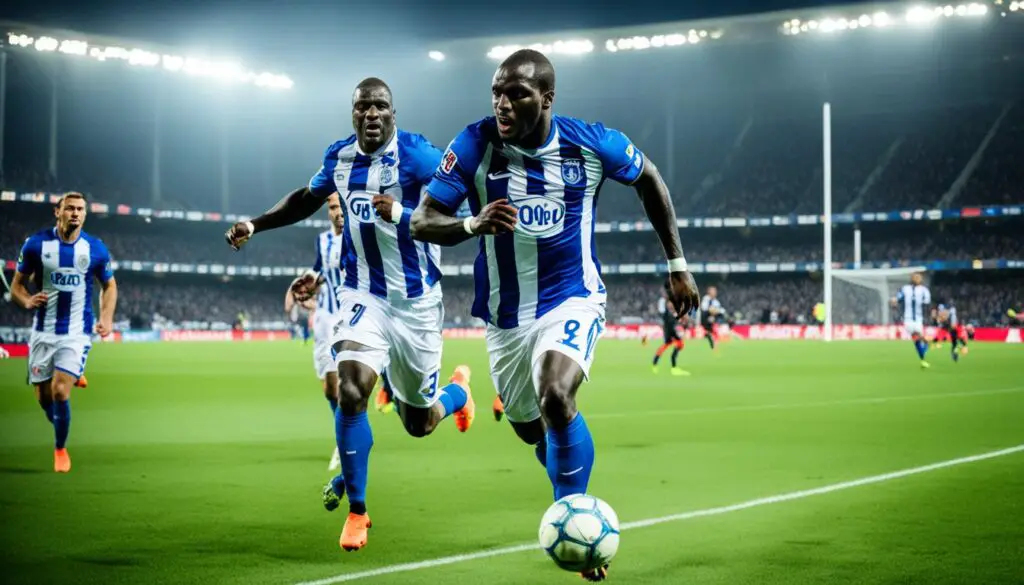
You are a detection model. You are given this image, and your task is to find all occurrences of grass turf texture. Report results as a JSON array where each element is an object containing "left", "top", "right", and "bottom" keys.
[{"left": 0, "top": 339, "right": 1022, "bottom": 585}]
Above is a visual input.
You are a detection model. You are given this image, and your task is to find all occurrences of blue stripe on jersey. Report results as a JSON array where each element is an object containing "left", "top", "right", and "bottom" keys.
[
  {"left": 55, "top": 243, "right": 74, "bottom": 335},
  {"left": 348, "top": 154, "right": 387, "bottom": 298},
  {"left": 397, "top": 183, "right": 424, "bottom": 299},
  {"left": 487, "top": 152, "right": 519, "bottom": 328},
  {"left": 534, "top": 145, "right": 588, "bottom": 318},
  {"left": 83, "top": 267, "right": 94, "bottom": 334},
  {"left": 34, "top": 266, "right": 44, "bottom": 332},
  {"left": 423, "top": 242, "right": 442, "bottom": 288},
  {"left": 342, "top": 221, "right": 359, "bottom": 290},
  {"left": 325, "top": 233, "right": 337, "bottom": 313},
  {"left": 471, "top": 238, "right": 492, "bottom": 324}
]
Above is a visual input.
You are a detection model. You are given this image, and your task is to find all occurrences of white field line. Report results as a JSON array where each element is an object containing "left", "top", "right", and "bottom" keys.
[
  {"left": 293, "top": 443, "right": 1024, "bottom": 585},
  {"left": 587, "top": 386, "right": 1024, "bottom": 420}
]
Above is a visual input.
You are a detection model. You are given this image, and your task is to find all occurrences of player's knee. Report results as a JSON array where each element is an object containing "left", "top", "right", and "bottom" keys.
[
  {"left": 538, "top": 381, "right": 576, "bottom": 429},
  {"left": 52, "top": 379, "right": 72, "bottom": 401},
  {"left": 337, "top": 378, "right": 370, "bottom": 413},
  {"left": 511, "top": 419, "right": 545, "bottom": 446},
  {"left": 400, "top": 407, "right": 438, "bottom": 438}
]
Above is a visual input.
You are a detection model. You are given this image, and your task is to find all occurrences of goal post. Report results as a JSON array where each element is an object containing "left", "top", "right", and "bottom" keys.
[{"left": 828, "top": 266, "right": 928, "bottom": 330}]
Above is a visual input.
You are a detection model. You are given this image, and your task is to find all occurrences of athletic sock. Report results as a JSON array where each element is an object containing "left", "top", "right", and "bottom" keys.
[
  {"left": 53, "top": 399, "right": 71, "bottom": 449},
  {"left": 546, "top": 414, "right": 595, "bottom": 500},
  {"left": 335, "top": 410, "right": 373, "bottom": 513}
]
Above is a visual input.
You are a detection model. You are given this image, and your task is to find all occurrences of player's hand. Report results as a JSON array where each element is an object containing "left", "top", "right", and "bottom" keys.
[
  {"left": 225, "top": 221, "right": 254, "bottom": 251},
  {"left": 371, "top": 195, "right": 397, "bottom": 223},
  {"left": 23, "top": 292, "right": 48, "bottom": 309},
  {"left": 95, "top": 320, "right": 113, "bottom": 337},
  {"left": 290, "top": 271, "right": 319, "bottom": 303},
  {"left": 469, "top": 198, "right": 518, "bottom": 235},
  {"left": 668, "top": 271, "right": 699, "bottom": 319}
]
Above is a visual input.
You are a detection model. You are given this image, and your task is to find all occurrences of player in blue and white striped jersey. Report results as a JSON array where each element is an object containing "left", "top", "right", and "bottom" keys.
[
  {"left": 891, "top": 272, "right": 932, "bottom": 368},
  {"left": 410, "top": 49, "right": 699, "bottom": 581},
  {"left": 225, "top": 78, "right": 475, "bottom": 552},
  {"left": 10, "top": 192, "right": 118, "bottom": 473}
]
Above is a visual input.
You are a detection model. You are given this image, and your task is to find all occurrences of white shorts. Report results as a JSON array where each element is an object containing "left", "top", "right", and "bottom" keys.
[
  {"left": 904, "top": 321, "right": 924, "bottom": 337},
  {"left": 331, "top": 289, "right": 444, "bottom": 410},
  {"left": 28, "top": 333, "right": 92, "bottom": 384},
  {"left": 313, "top": 312, "right": 343, "bottom": 379},
  {"left": 486, "top": 298, "right": 606, "bottom": 424}
]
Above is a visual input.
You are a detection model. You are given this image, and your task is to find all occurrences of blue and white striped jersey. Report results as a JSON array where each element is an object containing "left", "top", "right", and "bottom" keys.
[
  {"left": 427, "top": 115, "right": 645, "bottom": 329},
  {"left": 312, "top": 229, "right": 345, "bottom": 316},
  {"left": 897, "top": 284, "right": 931, "bottom": 323},
  {"left": 308, "top": 130, "right": 443, "bottom": 302},
  {"left": 16, "top": 228, "right": 114, "bottom": 338}
]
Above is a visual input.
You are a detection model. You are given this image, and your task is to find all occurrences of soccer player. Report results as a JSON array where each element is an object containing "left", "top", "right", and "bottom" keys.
[
  {"left": 10, "top": 192, "right": 117, "bottom": 472},
  {"left": 699, "top": 286, "right": 724, "bottom": 350},
  {"left": 285, "top": 286, "right": 313, "bottom": 344},
  {"left": 652, "top": 279, "right": 688, "bottom": 376},
  {"left": 891, "top": 272, "right": 932, "bottom": 368},
  {"left": 224, "top": 78, "right": 474, "bottom": 552},
  {"left": 410, "top": 49, "right": 699, "bottom": 581},
  {"left": 934, "top": 302, "right": 967, "bottom": 362}
]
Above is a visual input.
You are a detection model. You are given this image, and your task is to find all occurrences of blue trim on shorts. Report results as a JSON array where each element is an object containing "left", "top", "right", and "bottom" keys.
[{"left": 54, "top": 366, "right": 82, "bottom": 380}]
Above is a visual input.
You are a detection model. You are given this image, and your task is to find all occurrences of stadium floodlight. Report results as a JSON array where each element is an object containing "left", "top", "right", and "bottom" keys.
[
  {"left": 905, "top": 5, "right": 940, "bottom": 23},
  {"left": 486, "top": 39, "right": 594, "bottom": 59},
  {"left": 1011, "top": 1, "right": 1021, "bottom": 12},
  {"left": 5, "top": 30, "right": 294, "bottom": 90},
  {"left": 428, "top": 50, "right": 445, "bottom": 61},
  {"left": 605, "top": 29, "right": 719, "bottom": 51}
]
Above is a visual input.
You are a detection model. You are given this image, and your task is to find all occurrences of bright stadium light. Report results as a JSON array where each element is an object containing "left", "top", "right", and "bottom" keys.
[
  {"left": 428, "top": 50, "right": 445, "bottom": 61},
  {"left": 487, "top": 39, "right": 594, "bottom": 59},
  {"left": 5, "top": 29, "right": 294, "bottom": 90}
]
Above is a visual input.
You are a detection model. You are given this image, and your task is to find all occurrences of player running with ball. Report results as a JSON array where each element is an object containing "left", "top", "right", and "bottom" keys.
[
  {"left": 10, "top": 192, "right": 118, "bottom": 472},
  {"left": 226, "top": 78, "right": 475, "bottom": 553},
  {"left": 411, "top": 49, "right": 699, "bottom": 581}
]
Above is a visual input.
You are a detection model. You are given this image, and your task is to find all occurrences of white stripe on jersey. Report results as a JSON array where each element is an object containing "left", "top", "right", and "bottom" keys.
[
  {"left": 315, "top": 230, "right": 344, "bottom": 316},
  {"left": 898, "top": 284, "right": 931, "bottom": 323}
]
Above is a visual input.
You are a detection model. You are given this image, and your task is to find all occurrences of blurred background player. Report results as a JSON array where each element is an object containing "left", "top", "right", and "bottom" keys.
[
  {"left": 285, "top": 286, "right": 313, "bottom": 344},
  {"left": 934, "top": 302, "right": 968, "bottom": 361},
  {"left": 411, "top": 49, "right": 699, "bottom": 582},
  {"left": 9, "top": 192, "right": 117, "bottom": 472},
  {"left": 891, "top": 271, "right": 932, "bottom": 368},
  {"left": 699, "top": 286, "right": 724, "bottom": 351},
  {"left": 652, "top": 278, "right": 689, "bottom": 376},
  {"left": 224, "top": 77, "right": 473, "bottom": 553}
]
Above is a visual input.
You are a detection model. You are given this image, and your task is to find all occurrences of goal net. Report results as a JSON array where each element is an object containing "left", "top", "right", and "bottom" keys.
[{"left": 829, "top": 267, "right": 927, "bottom": 326}]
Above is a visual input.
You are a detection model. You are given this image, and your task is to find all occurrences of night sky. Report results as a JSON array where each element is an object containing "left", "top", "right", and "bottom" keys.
[{"left": 2, "top": 0, "right": 877, "bottom": 67}]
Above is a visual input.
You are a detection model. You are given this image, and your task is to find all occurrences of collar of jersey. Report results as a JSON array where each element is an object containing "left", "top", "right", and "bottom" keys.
[
  {"left": 52, "top": 226, "right": 82, "bottom": 245},
  {"left": 355, "top": 129, "right": 399, "bottom": 157},
  {"left": 505, "top": 117, "right": 558, "bottom": 156}
]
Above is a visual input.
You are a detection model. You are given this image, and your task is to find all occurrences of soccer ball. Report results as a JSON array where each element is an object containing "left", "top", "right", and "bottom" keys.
[{"left": 538, "top": 494, "right": 620, "bottom": 573}]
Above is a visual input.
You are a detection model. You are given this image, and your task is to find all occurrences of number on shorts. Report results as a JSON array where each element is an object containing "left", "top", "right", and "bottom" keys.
[
  {"left": 559, "top": 320, "right": 581, "bottom": 350},
  {"left": 584, "top": 318, "right": 603, "bottom": 361},
  {"left": 80, "top": 345, "right": 92, "bottom": 373},
  {"left": 349, "top": 303, "right": 366, "bottom": 326},
  {"left": 421, "top": 370, "right": 439, "bottom": 399}
]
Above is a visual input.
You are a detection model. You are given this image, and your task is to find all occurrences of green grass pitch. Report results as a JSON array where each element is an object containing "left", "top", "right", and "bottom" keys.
[{"left": 1, "top": 339, "right": 1022, "bottom": 585}]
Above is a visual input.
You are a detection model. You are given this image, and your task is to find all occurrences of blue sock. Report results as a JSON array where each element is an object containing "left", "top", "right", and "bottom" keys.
[
  {"left": 39, "top": 400, "right": 54, "bottom": 424},
  {"left": 545, "top": 414, "right": 595, "bottom": 500},
  {"left": 53, "top": 399, "right": 71, "bottom": 449},
  {"left": 335, "top": 410, "right": 373, "bottom": 512},
  {"left": 326, "top": 395, "right": 338, "bottom": 415},
  {"left": 534, "top": 439, "right": 548, "bottom": 467},
  {"left": 914, "top": 339, "right": 928, "bottom": 360},
  {"left": 437, "top": 382, "right": 468, "bottom": 418}
]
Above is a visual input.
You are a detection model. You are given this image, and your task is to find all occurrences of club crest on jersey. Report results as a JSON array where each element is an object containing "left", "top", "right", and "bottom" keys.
[
  {"left": 441, "top": 149, "right": 458, "bottom": 174},
  {"left": 76, "top": 254, "right": 90, "bottom": 272},
  {"left": 334, "top": 169, "right": 346, "bottom": 182},
  {"left": 379, "top": 166, "right": 395, "bottom": 187},
  {"left": 561, "top": 159, "right": 585, "bottom": 186},
  {"left": 509, "top": 195, "right": 566, "bottom": 239}
]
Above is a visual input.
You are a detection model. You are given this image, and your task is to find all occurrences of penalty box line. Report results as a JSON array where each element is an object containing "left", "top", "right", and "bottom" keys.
[{"left": 293, "top": 443, "right": 1024, "bottom": 585}]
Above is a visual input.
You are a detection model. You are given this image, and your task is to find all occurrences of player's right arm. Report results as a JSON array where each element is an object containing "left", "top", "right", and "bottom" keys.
[
  {"left": 225, "top": 142, "right": 342, "bottom": 250},
  {"left": 11, "top": 237, "right": 47, "bottom": 310},
  {"left": 411, "top": 124, "right": 518, "bottom": 246}
]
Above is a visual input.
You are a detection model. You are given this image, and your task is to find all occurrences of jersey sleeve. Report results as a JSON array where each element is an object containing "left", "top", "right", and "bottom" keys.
[
  {"left": 923, "top": 288, "right": 932, "bottom": 305},
  {"left": 308, "top": 141, "right": 345, "bottom": 199},
  {"left": 404, "top": 134, "right": 444, "bottom": 186},
  {"left": 92, "top": 241, "right": 115, "bottom": 283},
  {"left": 312, "top": 236, "right": 325, "bottom": 275},
  {"left": 425, "top": 123, "right": 488, "bottom": 212},
  {"left": 593, "top": 125, "right": 645, "bottom": 185},
  {"left": 16, "top": 237, "right": 41, "bottom": 276}
]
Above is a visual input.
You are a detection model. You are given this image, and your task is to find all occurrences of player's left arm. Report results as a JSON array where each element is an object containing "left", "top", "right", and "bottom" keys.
[
  {"left": 598, "top": 127, "right": 699, "bottom": 316},
  {"left": 94, "top": 242, "right": 117, "bottom": 336}
]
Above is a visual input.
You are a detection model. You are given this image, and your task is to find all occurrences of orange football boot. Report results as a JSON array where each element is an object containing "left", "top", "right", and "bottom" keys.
[
  {"left": 374, "top": 384, "right": 394, "bottom": 414},
  {"left": 54, "top": 448, "right": 71, "bottom": 473},
  {"left": 339, "top": 513, "right": 371, "bottom": 551},
  {"left": 493, "top": 395, "right": 505, "bottom": 422},
  {"left": 449, "top": 365, "right": 474, "bottom": 432},
  {"left": 581, "top": 565, "right": 609, "bottom": 582},
  {"left": 74, "top": 375, "right": 88, "bottom": 388}
]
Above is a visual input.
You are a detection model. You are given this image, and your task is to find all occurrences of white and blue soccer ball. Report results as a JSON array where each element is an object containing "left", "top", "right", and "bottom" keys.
[{"left": 538, "top": 494, "right": 620, "bottom": 573}]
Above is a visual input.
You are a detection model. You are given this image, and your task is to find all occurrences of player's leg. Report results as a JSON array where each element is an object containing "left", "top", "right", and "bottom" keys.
[
  {"left": 703, "top": 321, "right": 716, "bottom": 350},
  {"left": 28, "top": 337, "right": 56, "bottom": 424},
  {"left": 385, "top": 297, "right": 473, "bottom": 437},
  {"left": 49, "top": 340, "right": 88, "bottom": 472},
  {"left": 670, "top": 339, "right": 689, "bottom": 376},
  {"left": 908, "top": 323, "right": 929, "bottom": 367},
  {"left": 652, "top": 330, "right": 671, "bottom": 372},
  {"left": 487, "top": 324, "right": 547, "bottom": 467},
  {"left": 34, "top": 383, "right": 54, "bottom": 424}
]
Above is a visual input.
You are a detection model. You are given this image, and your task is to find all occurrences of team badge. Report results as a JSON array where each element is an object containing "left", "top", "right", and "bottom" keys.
[
  {"left": 441, "top": 149, "right": 458, "bottom": 174},
  {"left": 561, "top": 159, "right": 584, "bottom": 186},
  {"left": 379, "top": 166, "right": 395, "bottom": 187},
  {"left": 76, "top": 254, "right": 90, "bottom": 272},
  {"left": 626, "top": 144, "right": 635, "bottom": 158},
  {"left": 334, "top": 168, "right": 346, "bottom": 182}
]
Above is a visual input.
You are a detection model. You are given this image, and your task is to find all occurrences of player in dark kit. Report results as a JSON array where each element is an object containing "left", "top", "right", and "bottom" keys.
[
  {"left": 652, "top": 279, "right": 689, "bottom": 376},
  {"left": 935, "top": 303, "right": 968, "bottom": 361},
  {"left": 699, "top": 286, "right": 724, "bottom": 351}
]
